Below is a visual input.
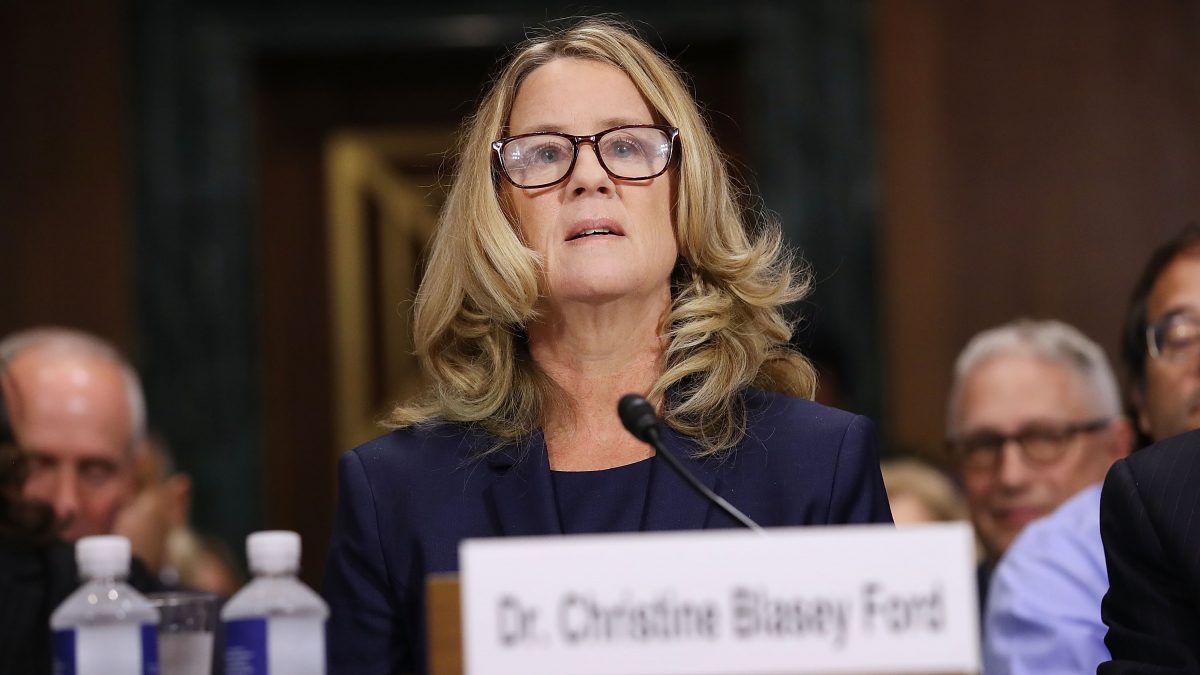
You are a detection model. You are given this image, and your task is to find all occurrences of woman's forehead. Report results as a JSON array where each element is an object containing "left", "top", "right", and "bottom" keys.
[{"left": 507, "top": 58, "right": 656, "bottom": 135}]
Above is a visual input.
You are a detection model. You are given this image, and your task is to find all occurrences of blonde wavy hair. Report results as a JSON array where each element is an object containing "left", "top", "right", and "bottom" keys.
[{"left": 389, "top": 17, "right": 816, "bottom": 457}]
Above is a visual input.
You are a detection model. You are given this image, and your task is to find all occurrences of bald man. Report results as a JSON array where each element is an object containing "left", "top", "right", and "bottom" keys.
[{"left": 0, "top": 328, "right": 145, "bottom": 542}]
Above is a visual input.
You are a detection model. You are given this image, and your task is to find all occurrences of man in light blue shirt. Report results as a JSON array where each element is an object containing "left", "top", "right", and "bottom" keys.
[
  {"left": 947, "top": 319, "right": 1133, "bottom": 634},
  {"left": 958, "top": 321, "right": 1134, "bottom": 674},
  {"left": 984, "top": 483, "right": 1107, "bottom": 674}
]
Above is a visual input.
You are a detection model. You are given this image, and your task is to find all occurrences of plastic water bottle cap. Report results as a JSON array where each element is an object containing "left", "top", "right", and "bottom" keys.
[
  {"left": 77, "top": 535, "right": 131, "bottom": 580},
  {"left": 247, "top": 530, "right": 301, "bottom": 575}
]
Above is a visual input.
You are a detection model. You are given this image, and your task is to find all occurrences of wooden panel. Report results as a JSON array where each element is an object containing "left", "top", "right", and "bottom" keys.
[
  {"left": 255, "top": 47, "right": 502, "bottom": 586},
  {"left": 874, "top": 0, "right": 958, "bottom": 455},
  {"left": 875, "top": 0, "right": 1200, "bottom": 455},
  {"left": 427, "top": 574, "right": 462, "bottom": 675},
  {"left": 0, "top": 2, "right": 133, "bottom": 351}
]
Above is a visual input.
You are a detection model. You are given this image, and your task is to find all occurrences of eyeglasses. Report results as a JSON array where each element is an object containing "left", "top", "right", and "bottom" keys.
[
  {"left": 948, "top": 418, "right": 1112, "bottom": 473},
  {"left": 492, "top": 124, "right": 680, "bottom": 189},
  {"left": 1147, "top": 312, "right": 1200, "bottom": 363}
]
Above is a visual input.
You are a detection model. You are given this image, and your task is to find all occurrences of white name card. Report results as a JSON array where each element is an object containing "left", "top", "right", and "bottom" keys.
[{"left": 461, "top": 524, "right": 979, "bottom": 675}]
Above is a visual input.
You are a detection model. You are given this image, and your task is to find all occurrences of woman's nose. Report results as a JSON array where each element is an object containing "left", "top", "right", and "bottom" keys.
[{"left": 567, "top": 142, "right": 613, "bottom": 195}]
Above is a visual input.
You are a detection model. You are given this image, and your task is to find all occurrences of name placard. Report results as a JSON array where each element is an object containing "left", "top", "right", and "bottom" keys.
[{"left": 460, "top": 524, "right": 978, "bottom": 675}]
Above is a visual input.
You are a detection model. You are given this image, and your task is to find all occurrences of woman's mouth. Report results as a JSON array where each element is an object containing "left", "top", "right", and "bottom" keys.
[
  {"left": 568, "top": 228, "right": 618, "bottom": 241},
  {"left": 565, "top": 218, "right": 625, "bottom": 242}
]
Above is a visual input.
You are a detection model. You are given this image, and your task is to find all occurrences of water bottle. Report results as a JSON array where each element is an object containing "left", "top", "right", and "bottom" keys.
[
  {"left": 50, "top": 535, "right": 161, "bottom": 675},
  {"left": 221, "top": 530, "right": 328, "bottom": 674}
]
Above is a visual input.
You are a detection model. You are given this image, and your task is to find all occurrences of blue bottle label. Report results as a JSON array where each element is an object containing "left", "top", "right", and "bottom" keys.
[
  {"left": 52, "top": 629, "right": 76, "bottom": 675},
  {"left": 225, "top": 618, "right": 269, "bottom": 675},
  {"left": 142, "top": 623, "right": 160, "bottom": 674},
  {"left": 51, "top": 624, "right": 158, "bottom": 675}
]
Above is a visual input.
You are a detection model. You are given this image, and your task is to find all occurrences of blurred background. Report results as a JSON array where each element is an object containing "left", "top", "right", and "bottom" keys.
[{"left": 2, "top": 0, "right": 1197, "bottom": 586}]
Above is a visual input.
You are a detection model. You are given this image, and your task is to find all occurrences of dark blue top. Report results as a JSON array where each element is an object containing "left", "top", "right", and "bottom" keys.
[
  {"left": 551, "top": 458, "right": 653, "bottom": 534},
  {"left": 323, "top": 389, "right": 893, "bottom": 675}
]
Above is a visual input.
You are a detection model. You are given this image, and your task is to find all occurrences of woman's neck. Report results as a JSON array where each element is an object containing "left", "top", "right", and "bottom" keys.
[{"left": 527, "top": 289, "right": 670, "bottom": 470}]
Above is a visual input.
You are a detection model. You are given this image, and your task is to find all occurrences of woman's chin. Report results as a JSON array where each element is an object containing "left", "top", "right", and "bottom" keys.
[{"left": 549, "top": 277, "right": 667, "bottom": 307}]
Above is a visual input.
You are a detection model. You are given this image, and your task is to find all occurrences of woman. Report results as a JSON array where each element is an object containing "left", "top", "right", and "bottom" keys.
[{"left": 324, "top": 17, "right": 891, "bottom": 674}]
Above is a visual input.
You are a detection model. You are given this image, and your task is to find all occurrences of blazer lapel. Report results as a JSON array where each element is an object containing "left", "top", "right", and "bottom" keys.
[
  {"left": 641, "top": 424, "right": 722, "bottom": 532},
  {"left": 483, "top": 430, "right": 562, "bottom": 536}
]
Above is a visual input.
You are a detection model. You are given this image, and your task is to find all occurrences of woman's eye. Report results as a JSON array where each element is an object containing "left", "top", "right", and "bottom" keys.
[
  {"left": 606, "top": 139, "right": 642, "bottom": 158},
  {"left": 533, "top": 145, "right": 566, "bottom": 163}
]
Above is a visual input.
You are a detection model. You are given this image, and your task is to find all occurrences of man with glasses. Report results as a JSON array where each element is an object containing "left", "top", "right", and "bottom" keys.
[
  {"left": 944, "top": 319, "right": 1133, "bottom": 673},
  {"left": 1099, "top": 223, "right": 1200, "bottom": 671},
  {"left": 1121, "top": 223, "right": 1200, "bottom": 443}
]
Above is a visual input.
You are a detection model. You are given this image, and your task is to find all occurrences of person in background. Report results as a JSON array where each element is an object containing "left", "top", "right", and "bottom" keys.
[
  {"left": 947, "top": 319, "right": 1133, "bottom": 673},
  {"left": 945, "top": 320, "right": 1131, "bottom": 613},
  {"left": 323, "top": 17, "right": 892, "bottom": 674},
  {"left": 114, "top": 433, "right": 190, "bottom": 581},
  {"left": 0, "top": 327, "right": 144, "bottom": 542},
  {"left": 113, "top": 433, "right": 244, "bottom": 597},
  {"left": 880, "top": 457, "right": 969, "bottom": 525},
  {"left": 1120, "top": 222, "right": 1200, "bottom": 444},
  {"left": 1100, "top": 223, "right": 1200, "bottom": 671},
  {"left": 0, "top": 360, "right": 76, "bottom": 674},
  {"left": 165, "top": 528, "right": 243, "bottom": 598},
  {"left": 1, "top": 331, "right": 171, "bottom": 673}
]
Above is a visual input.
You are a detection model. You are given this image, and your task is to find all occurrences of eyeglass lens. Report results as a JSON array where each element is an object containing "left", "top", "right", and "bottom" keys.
[
  {"left": 954, "top": 419, "right": 1108, "bottom": 471},
  {"left": 1149, "top": 313, "right": 1200, "bottom": 362},
  {"left": 499, "top": 127, "right": 673, "bottom": 187},
  {"left": 958, "top": 429, "right": 1069, "bottom": 470}
]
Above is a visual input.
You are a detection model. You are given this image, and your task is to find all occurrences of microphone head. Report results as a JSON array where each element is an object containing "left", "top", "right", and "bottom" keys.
[{"left": 618, "top": 393, "right": 660, "bottom": 443}]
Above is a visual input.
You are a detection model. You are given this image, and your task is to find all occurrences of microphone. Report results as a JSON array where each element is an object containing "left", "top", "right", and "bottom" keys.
[{"left": 618, "top": 394, "right": 764, "bottom": 534}]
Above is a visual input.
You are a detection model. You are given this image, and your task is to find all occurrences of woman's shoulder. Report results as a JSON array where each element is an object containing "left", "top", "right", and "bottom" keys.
[
  {"left": 738, "top": 388, "right": 879, "bottom": 468},
  {"left": 343, "top": 420, "right": 493, "bottom": 474},
  {"left": 742, "top": 388, "right": 868, "bottom": 441},
  {"left": 731, "top": 389, "right": 891, "bottom": 525}
]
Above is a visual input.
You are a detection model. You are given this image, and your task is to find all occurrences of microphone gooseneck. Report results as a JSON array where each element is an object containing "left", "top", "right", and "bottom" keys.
[{"left": 617, "top": 393, "right": 765, "bottom": 534}]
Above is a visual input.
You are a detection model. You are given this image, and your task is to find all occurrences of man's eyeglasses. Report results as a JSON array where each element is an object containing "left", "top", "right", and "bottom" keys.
[
  {"left": 948, "top": 418, "right": 1112, "bottom": 473},
  {"left": 1147, "top": 312, "right": 1200, "bottom": 363},
  {"left": 492, "top": 124, "right": 679, "bottom": 189}
]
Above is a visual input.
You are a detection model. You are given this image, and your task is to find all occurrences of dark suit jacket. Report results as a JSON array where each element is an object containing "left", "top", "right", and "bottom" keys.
[
  {"left": 1099, "top": 427, "right": 1200, "bottom": 673},
  {"left": 0, "top": 540, "right": 75, "bottom": 675},
  {"left": 0, "top": 539, "right": 164, "bottom": 674},
  {"left": 322, "top": 389, "right": 893, "bottom": 675}
]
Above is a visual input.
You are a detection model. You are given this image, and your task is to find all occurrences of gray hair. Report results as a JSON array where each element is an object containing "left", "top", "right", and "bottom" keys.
[
  {"left": 0, "top": 327, "right": 147, "bottom": 451},
  {"left": 946, "top": 318, "right": 1121, "bottom": 437}
]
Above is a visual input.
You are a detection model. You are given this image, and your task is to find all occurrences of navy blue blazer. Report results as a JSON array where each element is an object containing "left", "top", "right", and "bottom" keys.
[{"left": 322, "top": 390, "right": 893, "bottom": 674}]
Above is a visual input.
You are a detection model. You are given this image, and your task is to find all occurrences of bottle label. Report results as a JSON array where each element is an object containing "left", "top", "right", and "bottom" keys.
[
  {"left": 142, "top": 624, "right": 160, "bottom": 674},
  {"left": 225, "top": 616, "right": 326, "bottom": 675},
  {"left": 52, "top": 629, "right": 75, "bottom": 675},
  {"left": 225, "top": 618, "right": 268, "bottom": 675},
  {"left": 268, "top": 616, "right": 326, "bottom": 675},
  {"left": 52, "top": 623, "right": 159, "bottom": 675}
]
